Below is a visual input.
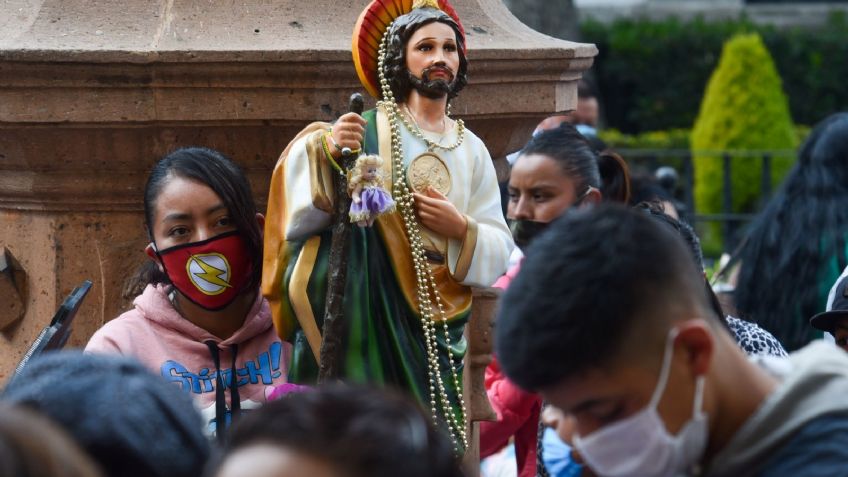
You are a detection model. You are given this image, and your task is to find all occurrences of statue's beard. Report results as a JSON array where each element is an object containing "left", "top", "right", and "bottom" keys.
[{"left": 407, "top": 66, "right": 456, "bottom": 99}]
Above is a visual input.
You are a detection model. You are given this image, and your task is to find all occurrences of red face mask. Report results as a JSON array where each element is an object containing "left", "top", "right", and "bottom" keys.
[{"left": 156, "top": 231, "right": 253, "bottom": 311}]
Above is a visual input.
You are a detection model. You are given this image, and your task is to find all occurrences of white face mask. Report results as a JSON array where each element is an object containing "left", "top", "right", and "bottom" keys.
[{"left": 573, "top": 329, "right": 709, "bottom": 477}]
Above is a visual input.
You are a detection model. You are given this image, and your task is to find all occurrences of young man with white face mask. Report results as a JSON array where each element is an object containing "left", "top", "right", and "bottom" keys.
[{"left": 496, "top": 204, "right": 848, "bottom": 477}]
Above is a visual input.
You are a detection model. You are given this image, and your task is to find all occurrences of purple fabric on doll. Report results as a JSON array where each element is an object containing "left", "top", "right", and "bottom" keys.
[
  {"left": 351, "top": 186, "right": 394, "bottom": 219},
  {"left": 348, "top": 154, "right": 395, "bottom": 226}
]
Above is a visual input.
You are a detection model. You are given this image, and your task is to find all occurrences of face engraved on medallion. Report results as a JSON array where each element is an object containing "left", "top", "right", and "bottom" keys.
[{"left": 407, "top": 152, "right": 451, "bottom": 196}]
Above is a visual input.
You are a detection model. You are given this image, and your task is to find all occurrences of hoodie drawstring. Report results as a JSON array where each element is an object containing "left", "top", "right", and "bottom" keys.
[{"left": 204, "top": 341, "right": 241, "bottom": 442}]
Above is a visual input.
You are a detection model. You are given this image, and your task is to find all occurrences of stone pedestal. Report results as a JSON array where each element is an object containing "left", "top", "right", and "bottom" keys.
[
  {"left": 0, "top": 0, "right": 595, "bottom": 380},
  {"left": 463, "top": 287, "right": 501, "bottom": 474}
]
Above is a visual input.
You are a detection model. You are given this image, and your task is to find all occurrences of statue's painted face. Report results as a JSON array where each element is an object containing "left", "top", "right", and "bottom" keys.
[
  {"left": 404, "top": 21, "right": 460, "bottom": 99},
  {"left": 382, "top": 9, "right": 468, "bottom": 103}
]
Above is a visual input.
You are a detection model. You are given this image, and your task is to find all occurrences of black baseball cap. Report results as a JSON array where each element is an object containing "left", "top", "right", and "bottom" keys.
[{"left": 810, "top": 275, "right": 848, "bottom": 333}]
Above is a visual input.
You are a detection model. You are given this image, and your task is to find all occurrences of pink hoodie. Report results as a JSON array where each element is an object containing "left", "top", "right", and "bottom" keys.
[{"left": 86, "top": 284, "right": 291, "bottom": 435}]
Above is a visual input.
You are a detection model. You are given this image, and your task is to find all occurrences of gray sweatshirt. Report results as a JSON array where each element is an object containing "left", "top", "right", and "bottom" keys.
[{"left": 705, "top": 341, "right": 848, "bottom": 476}]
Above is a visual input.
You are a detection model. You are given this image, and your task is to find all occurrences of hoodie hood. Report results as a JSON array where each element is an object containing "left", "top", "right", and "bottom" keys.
[
  {"left": 134, "top": 284, "right": 272, "bottom": 346},
  {"left": 706, "top": 341, "right": 848, "bottom": 476}
]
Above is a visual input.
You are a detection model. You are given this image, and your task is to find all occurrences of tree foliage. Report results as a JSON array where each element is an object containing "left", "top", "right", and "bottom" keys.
[
  {"left": 691, "top": 33, "right": 797, "bottom": 246},
  {"left": 582, "top": 14, "right": 848, "bottom": 132}
]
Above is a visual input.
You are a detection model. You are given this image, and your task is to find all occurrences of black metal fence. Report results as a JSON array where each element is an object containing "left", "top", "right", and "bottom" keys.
[{"left": 618, "top": 148, "right": 797, "bottom": 253}]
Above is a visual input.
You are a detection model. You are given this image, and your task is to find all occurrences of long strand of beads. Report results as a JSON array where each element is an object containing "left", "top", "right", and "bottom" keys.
[
  {"left": 377, "top": 29, "right": 468, "bottom": 451},
  {"left": 428, "top": 264, "right": 467, "bottom": 431}
]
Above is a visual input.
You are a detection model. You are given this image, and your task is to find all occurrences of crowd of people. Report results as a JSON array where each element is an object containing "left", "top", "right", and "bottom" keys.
[{"left": 4, "top": 1, "right": 848, "bottom": 476}]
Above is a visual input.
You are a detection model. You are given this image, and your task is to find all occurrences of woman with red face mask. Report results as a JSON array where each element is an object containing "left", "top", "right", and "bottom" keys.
[{"left": 86, "top": 147, "right": 292, "bottom": 442}]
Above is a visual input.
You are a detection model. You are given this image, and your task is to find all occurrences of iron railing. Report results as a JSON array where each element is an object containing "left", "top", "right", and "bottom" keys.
[{"left": 618, "top": 148, "right": 797, "bottom": 252}]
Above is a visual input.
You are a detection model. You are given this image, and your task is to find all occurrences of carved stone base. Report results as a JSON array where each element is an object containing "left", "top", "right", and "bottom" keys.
[{"left": 462, "top": 287, "right": 502, "bottom": 472}]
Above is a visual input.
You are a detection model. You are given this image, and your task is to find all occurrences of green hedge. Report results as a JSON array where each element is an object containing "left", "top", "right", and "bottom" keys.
[
  {"left": 599, "top": 126, "right": 810, "bottom": 151},
  {"left": 598, "top": 129, "right": 692, "bottom": 173},
  {"left": 599, "top": 128, "right": 691, "bottom": 149},
  {"left": 691, "top": 33, "right": 797, "bottom": 217},
  {"left": 582, "top": 13, "right": 848, "bottom": 133}
]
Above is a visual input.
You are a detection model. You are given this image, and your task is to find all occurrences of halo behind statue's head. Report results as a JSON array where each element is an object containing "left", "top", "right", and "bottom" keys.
[{"left": 352, "top": 0, "right": 466, "bottom": 99}]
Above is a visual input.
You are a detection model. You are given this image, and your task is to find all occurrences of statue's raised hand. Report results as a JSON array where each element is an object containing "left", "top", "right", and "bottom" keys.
[{"left": 329, "top": 113, "right": 367, "bottom": 159}]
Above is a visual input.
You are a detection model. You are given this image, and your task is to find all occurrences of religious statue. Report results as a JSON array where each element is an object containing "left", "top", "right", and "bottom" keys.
[{"left": 262, "top": 0, "right": 513, "bottom": 449}]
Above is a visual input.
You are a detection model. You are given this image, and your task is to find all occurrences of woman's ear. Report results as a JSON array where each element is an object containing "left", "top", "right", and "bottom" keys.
[
  {"left": 582, "top": 187, "right": 603, "bottom": 206},
  {"left": 144, "top": 243, "right": 164, "bottom": 272}
]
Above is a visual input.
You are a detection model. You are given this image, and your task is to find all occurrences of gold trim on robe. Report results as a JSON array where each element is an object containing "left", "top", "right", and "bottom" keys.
[
  {"left": 306, "top": 130, "right": 335, "bottom": 215},
  {"left": 288, "top": 236, "right": 323, "bottom": 363},
  {"left": 452, "top": 215, "right": 478, "bottom": 283}
]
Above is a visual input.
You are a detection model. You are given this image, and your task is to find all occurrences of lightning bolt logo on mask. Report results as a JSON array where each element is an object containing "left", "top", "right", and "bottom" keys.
[
  {"left": 187, "top": 253, "right": 232, "bottom": 295},
  {"left": 157, "top": 231, "right": 253, "bottom": 310}
]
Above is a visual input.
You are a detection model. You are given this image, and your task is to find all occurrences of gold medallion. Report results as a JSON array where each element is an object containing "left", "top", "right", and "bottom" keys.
[{"left": 406, "top": 152, "right": 452, "bottom": 196}]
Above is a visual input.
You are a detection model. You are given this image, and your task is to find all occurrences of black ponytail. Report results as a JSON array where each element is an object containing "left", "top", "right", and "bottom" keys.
[{"left": 597, "top": 150, "right": 631, "bottom": 204}]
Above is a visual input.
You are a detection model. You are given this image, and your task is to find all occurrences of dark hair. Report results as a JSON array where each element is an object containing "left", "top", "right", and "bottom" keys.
[
  {"left": 735, "top": 112, "right": 848, "bottom": 350},
  {"left": 125, "top": 147, "right": 262, "bottom": 298},
  {"left": 3, "top": 352, "right": 210, "bottom": 477},
  {"left": 495, "top": 204, "right": 708, "bottom": 391},
  {"left": 218, "top": 385, "right": 464, "bottom": 477},
  {"left": 636, "top": 201, "right": 704, "bottom": 272},
  {"left": 577, "top": 79, "right": 596, "bottom": 100},
  {"left": 383, "top": 8, "right": 468, "bottom": 103},
  {"left": 635, "top": 201, "right": 729, "bottom": 326},
  {"left": 628, "top": 169, "right": 673, "bottom": 206},
  {"left": 597, "top": 150, "right": 631, "bottom": 203},
  {"left": 519, "top": 123, "right": 630, "bottom": 203},
  {"left": 0, "top": 404, "right": 103, "bottom": 477},
  {"left": 584, "top": 134, "right": 608, "bottom": 154}
]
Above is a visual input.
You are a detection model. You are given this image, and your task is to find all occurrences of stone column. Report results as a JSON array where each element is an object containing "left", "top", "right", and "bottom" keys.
[{"left": 0, "top": 0, "right": 595, "bottom": 379}]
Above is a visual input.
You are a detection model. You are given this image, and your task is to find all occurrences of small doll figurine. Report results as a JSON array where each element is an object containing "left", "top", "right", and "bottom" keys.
[{"left": 348, "top": 154, "right": 396, "bottom": 227}]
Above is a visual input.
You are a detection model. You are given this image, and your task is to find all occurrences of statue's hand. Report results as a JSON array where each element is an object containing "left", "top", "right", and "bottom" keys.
[
  {"left": 414, "top": 186, "right": 467, "bottom": 241},
  {"left": 330, "top": 112, "right": 366, "bottom": 159}
]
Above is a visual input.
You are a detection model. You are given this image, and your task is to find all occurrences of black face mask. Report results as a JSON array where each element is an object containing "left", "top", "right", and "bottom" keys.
[
  {"left": 508, "top": 187, "right": 593, "bottom": 249},
  {"left": 508, "top": 219, "right": 551, "bottom": 250}
]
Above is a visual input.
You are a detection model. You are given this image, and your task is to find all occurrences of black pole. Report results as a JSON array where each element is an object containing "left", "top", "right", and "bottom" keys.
[
  {"left": 722, "top": 152, "right": 734, "bottom": 252},
  {"left": 761, "top": 153, "right": 772, "bottom": 204},
  {"left": 318, "top": 93, "right": 365, "bottom": 382},
  {"left": 683, "top": 153, "right": 695, "bottom": 226}
]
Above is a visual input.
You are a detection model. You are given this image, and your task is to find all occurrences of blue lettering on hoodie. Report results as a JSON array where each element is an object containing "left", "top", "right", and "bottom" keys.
[{"left": 161, "top": 341, "right": 283, "bottom": 394}]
